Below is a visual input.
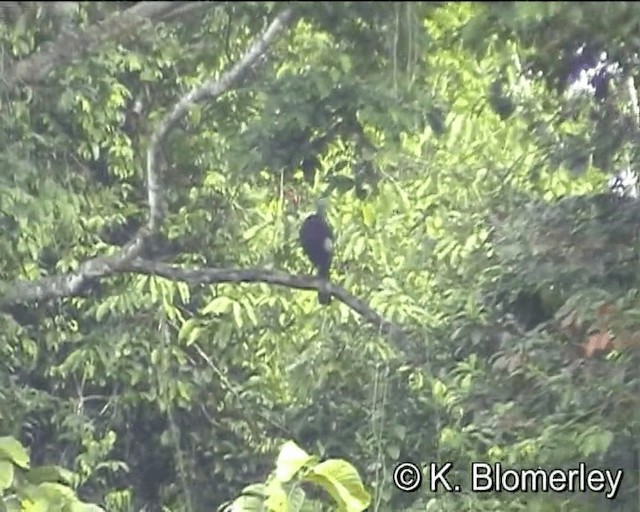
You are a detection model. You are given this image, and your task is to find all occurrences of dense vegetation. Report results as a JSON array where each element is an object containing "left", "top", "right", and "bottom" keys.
[{"left": 2, "top": 2, "right": 640, "bottom": 511}]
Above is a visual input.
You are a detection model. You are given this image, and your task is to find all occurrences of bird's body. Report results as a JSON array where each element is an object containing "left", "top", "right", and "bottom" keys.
[{"left": 299, "top": 206, "right": 334, "bottom": 305}]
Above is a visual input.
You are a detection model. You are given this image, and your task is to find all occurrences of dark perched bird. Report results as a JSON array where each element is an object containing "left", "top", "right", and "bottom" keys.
[{"left": 299, "top": 199, "right": 334, "bottom": 305}]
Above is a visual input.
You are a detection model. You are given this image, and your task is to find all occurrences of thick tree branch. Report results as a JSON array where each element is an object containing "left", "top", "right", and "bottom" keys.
[
  {"left": 0, "top": 230, "right": 149, "bottom": 305},
  {"left": 0, "top": 255, "right": 407, "bottom": 343},
  {"left": 0, "top": 258, "right": 407, "bottom": 346},
  {"left": 117, "top": 259, "right": 402, "bottom": 337}
]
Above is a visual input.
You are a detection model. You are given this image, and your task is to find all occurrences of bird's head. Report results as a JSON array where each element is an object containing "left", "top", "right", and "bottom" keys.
[{"left": 315, "top": 197, "right": 329, "bottom": 217}]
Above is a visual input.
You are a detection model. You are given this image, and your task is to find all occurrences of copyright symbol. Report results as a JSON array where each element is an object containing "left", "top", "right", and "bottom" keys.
[{"left": 392, "top": 462, "right": 422, "bottom": 492}]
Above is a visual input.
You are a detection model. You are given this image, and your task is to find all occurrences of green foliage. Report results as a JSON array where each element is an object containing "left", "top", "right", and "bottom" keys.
[
  {"left": 222, "top": 441, "right": 370, "bottom": 512},
  {"left": 0, "top": 436, "right": 104, "bottom": 512}
]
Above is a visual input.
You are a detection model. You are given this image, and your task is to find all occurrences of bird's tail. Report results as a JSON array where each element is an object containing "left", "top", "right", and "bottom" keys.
[{"left": 317, "top": 266, "right": 332, "bottom": 305}]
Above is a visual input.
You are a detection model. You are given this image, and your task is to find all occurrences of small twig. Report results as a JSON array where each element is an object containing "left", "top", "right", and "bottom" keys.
[{"left": 627, "top": 75, "right": 640, "bottom": 130}]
